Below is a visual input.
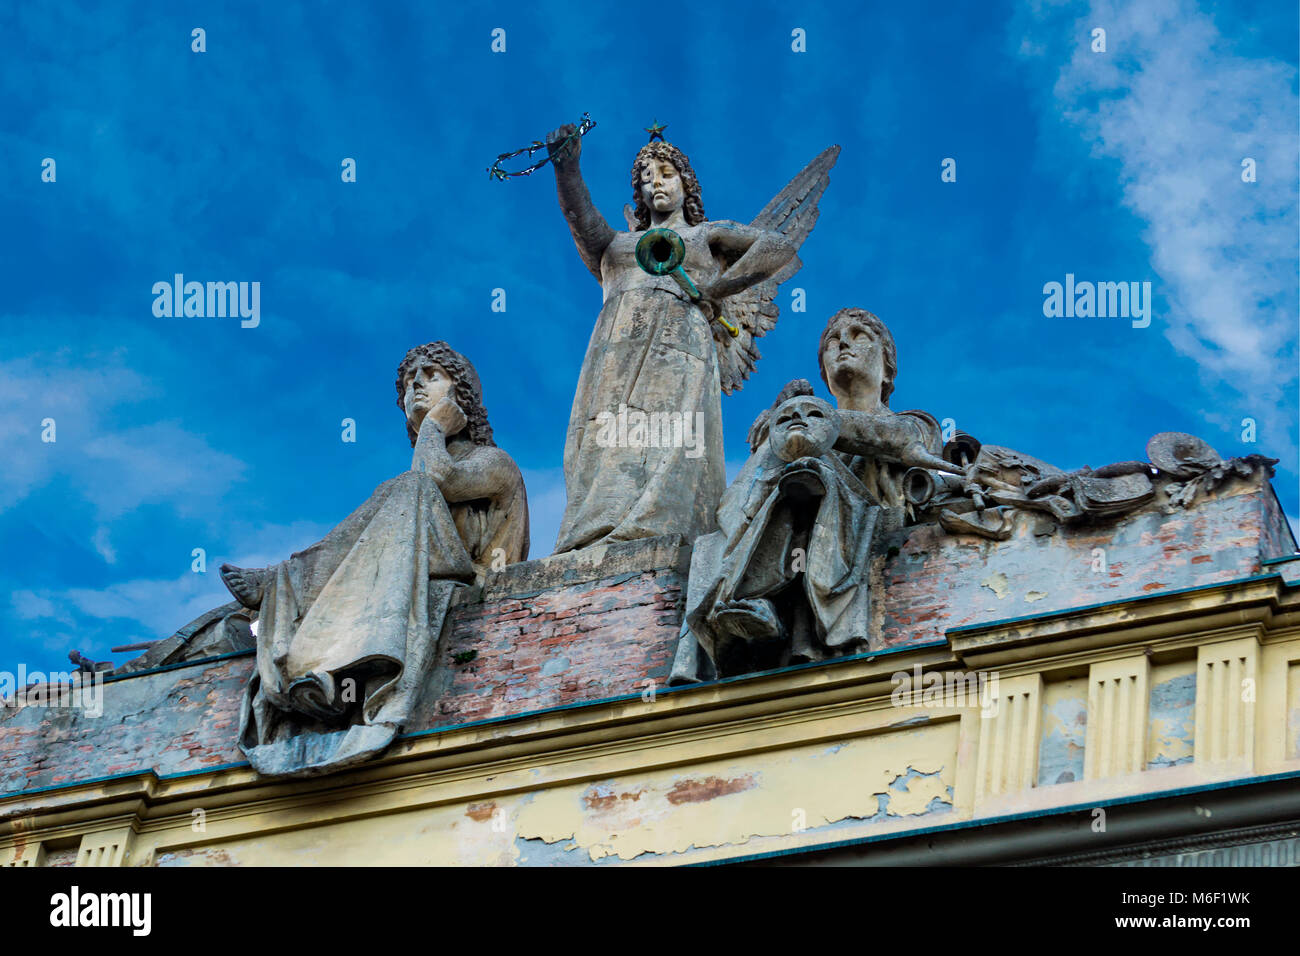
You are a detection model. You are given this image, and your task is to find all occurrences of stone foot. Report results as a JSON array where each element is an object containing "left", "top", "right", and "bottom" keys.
[
  {"left": 712, "top": 598, "right": 783, "bottom": 642},
  {"left": 220, "top": 564, "right": 270, "bottom": 609}
]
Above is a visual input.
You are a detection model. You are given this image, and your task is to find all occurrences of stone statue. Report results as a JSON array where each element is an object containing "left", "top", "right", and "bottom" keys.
[
  {"left": 543, "top": 122, "right": 839, "bottom": 553},
  {"left": 219, "top": 342, "right": 529, "bottom": 776},
  {"left": 671, "top": 308, "right": 958, "bottom": 682}
]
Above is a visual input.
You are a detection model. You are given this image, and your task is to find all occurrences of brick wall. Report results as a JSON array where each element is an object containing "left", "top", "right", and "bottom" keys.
[
  {"left": 0, "top": 536, "right": 689, "bottom": 794},
  {"left": 878, "top": 479, "right": 1285, "bottom": 649},
  {"left": 1, "top": 479, "right": 1291, "bottom": 795}
]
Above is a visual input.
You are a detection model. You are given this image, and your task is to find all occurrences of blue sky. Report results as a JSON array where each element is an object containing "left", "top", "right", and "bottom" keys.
[{"left": 2, "top": 0, "right": 1296, "bottom": 671}]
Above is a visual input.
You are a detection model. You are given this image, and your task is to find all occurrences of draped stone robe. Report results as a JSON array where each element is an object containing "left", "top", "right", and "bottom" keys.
[
  {"left": 240, "top": 442, "right": 527, "bottom": 777},
  {"left": 670, "top": 408, "right": 942, "bottom": 683},
  {"left": 670, "top": 446, "right": 875, "bottom": 680},
  {"left": 554, "top": 226, "right": 726, "bottom": 554}
]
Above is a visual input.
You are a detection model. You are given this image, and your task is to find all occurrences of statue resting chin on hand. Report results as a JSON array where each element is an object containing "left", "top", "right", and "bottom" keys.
[{"left": 220, "top": 342, "right": 529, "bottom": 777}]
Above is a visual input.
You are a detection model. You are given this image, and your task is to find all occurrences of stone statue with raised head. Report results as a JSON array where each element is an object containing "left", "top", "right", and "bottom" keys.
[
  {"left": 671, "top": 308, "right": 958, "bottom": 682},
  {"left": 543, "top": 121, "right": 840, "bottom": 553}
]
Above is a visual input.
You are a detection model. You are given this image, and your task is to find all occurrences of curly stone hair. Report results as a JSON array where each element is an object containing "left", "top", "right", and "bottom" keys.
[
  {"left": 817, "top": 308, "right": 898, "bottom": 407},
  {"left": 395, "top": 342, "right": 495, "bottom": 448},
  {"left": 630, "top": 142, "right": 707, "bottom": 230}
]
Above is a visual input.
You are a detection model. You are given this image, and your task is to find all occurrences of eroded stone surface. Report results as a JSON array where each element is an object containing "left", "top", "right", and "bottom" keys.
[{"left": 1, "top": 478, "right": 1289, "bottom": 795}]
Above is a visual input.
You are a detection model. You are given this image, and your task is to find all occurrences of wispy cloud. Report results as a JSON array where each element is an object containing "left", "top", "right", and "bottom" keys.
[
  {"left": 0, "top": 351, "right": 145, "bottom": 514},
  {"left": 7, "top": 517, "right": 334, "bottom": 667},
  {"left": 1014, "top": 0, "right": 1298, "bottom": 452},
  {"left": 0, "top": 351, "right": 247, "bottom": 523}
]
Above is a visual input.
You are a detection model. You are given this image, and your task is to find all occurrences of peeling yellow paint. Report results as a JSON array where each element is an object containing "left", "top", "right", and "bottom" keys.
[
  {"left": 980, "top": 572, "right": 1010, "bottom": 599},
  {"left": 884, "top": 769, "right": 950, "bottom": 816},
  {"left": 1149, "top": 719, "right": 1194, "bottom": 762},
  {"left": 1025, "top": 591, "right": 1047, "bottom": 603},
  {"left": 513, "top": 722, "right": 958, "bottom": 862}
]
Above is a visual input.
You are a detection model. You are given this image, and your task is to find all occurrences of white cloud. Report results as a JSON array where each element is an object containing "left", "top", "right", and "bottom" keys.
[
  {"left": 81, "top": 421, "right": 246, "bottom": 521},
  {"left": 7, "top": 518, "right": 335, "bottom": 659},
  {"left": 0, "top": 352, "right": 148, "bottom": 514},
  {"left": 91, "top": 526, "right": 116, "bottom": 565},
  {"left": 11, "top": 572, "right": 218, "bottom": 651},
  {"left": 11, "top": 589, "right": 73, "bottom": 627},
  {"left": 1015, "top": 0, "right": 1298, "bottom": 450},
  {"left": 0, "top": 351, "right": 247, "bottom": 525}
]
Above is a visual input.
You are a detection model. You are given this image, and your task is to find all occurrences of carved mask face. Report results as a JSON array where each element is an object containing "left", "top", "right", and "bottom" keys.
[
  {"left": 821, "top": 318, "right": 885, "bottom": 400},
  {"left": 768, "top": 396, "right": 840, "bottom": 462},
  {"left": 403, "top": 362, "right": 455, "bottom": 430},
  {"left": 640, "top": 159, "right": 684, "bottom": 215}
]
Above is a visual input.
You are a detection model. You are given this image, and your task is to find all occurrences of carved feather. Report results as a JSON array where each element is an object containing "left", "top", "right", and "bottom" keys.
[{"left": 714, "top": 144, "right": 840, "bottom": 394}]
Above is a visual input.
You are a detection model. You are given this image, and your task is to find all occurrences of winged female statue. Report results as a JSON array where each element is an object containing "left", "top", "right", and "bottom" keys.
[{"left": 544, "top": 121, "right": 839, "bottom": 554}]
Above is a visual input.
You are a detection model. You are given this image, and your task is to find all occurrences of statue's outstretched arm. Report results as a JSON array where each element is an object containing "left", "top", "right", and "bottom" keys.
[
  {"left": 703, "top": 222, "right": 796, "bottom": 300},
  {"left": 547, "top": 123, "right": 615, "bottom": 281},
  {"left": 836, "top": 410, "right": 960, "bottom": 474}
]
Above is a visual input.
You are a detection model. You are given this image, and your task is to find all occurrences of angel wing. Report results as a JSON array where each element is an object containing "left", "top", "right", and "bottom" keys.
[
  {"left": 622, "top": 145, "right": 839, "bottom": 394},
  {"left": 717, "top": 144, "right": 840, "bottom": 393}
]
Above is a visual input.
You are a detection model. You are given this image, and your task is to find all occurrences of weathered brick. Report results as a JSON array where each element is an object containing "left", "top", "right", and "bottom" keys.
[{"left": 2, "top": 483, "right": 1289, "bottom": 796}]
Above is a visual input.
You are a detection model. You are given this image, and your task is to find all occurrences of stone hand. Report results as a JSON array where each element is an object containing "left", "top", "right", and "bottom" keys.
[
  {"left": 691, "top": 281, "right": 725, "bottom": 325},
  {"left": 958, "top": 462, "right": 1017, "bottom": 497},
  {"left": 694, "top": 295, "right": 721, "bottom": 323},
  {"left": 546, "top": 123, "right": 581, "bottom": 169},
  {"left": 423, "top": 396, "right": 468, "bottom": 437},
  {"left": 900, "top": 442, "right": 964, "bottom": 476}
]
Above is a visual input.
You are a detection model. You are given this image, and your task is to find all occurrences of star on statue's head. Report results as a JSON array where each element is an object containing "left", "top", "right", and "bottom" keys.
[{"left": 645, "top": 120, "right": 668, "bottom": 143}]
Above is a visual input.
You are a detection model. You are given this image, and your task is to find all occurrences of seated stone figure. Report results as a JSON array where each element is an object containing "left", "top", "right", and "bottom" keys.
[
  {"left": 220, "top": 342, "right": 529, "bottom": 776},
  {"left": 671, "top": 307, "right": 958, "bottom": 682}
]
